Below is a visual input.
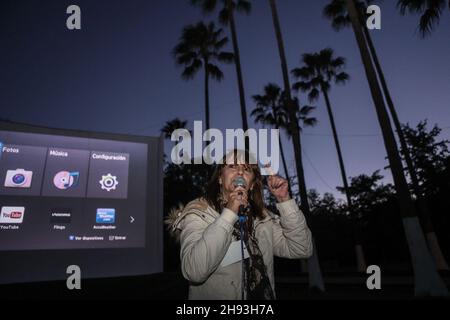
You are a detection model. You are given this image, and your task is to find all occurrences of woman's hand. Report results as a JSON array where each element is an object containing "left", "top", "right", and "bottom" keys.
[
  {"left": 267, "top": 175, "right": 290, "bottom": 203},
  {"left": 225, "top": 187, "right": 248, "bottom": 215}
]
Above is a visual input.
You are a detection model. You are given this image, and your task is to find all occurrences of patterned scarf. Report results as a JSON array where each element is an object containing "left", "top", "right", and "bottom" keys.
[{"left": 232, "top": 214, "right": 275, "bottom": 300}]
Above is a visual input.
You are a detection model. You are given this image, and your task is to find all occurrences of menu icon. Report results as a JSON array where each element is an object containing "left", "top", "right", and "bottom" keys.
[
  {"left": 50, "top": 208, "right": 72, "bottom": 224},
  {"left": 96, "top": 208, "right": 115, "bottom": 224},
  {"left": 0, "top": 207, "right": 25, "bottom": 223}
]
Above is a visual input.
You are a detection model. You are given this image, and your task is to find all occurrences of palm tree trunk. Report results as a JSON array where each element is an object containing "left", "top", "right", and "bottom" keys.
[
  {"left": 204, "top": 67, "right": 210, "bottom": 132},
  {"left": 226, "top": 0, "right": 249, "bottom": 132},
  {"left": 276, "top": 128, "right": 292, "bottom": 197},
  {"left": 269, "top": 0, "right": 325, "bottom": 292},
  {"left": 279, "top": 139, "right": 290, "bottom": 186},
  {"left": 321, "top": 86, "right": 367, "bottom": 272},
  {"left": 346, "top": 0, "right": 448, "bottom": 296},
  {"left": 362, "top": 26, "right": 449, "bottom": 271},
  {"left": 204, "top": 66, "right": 212, "bottom": 156}
]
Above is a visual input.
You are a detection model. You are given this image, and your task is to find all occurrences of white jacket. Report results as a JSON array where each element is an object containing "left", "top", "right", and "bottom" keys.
[{"left": 170, "top": 198, "right": 313, "bottom": 300}]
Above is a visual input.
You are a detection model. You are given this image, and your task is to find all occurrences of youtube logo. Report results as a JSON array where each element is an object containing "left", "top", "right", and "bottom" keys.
[{"left": 0, "top": 207, "right": 25, "bottom": 223}]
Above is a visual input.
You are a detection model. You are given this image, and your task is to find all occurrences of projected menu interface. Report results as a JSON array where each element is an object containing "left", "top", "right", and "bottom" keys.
[
  {"left": 0, "top": 131, "right": 148, "bottom": 251},
  {"left": 0, "top": 145, "right": 129, "bottom": 199}
]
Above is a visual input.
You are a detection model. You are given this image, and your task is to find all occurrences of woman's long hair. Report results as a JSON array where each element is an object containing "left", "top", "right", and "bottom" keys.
[{"left": 204, "top": 149, "right": 266, "bottom": 223}]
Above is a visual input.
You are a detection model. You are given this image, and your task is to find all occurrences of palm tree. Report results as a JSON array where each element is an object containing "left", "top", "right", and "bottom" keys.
[
  {"left": 173, "top": 21, "right": 234, "bottom": 132},
  {"left": 325, "top": 0, "right": 449, "bottom": 272},
  {"left": 252, "top": 84, "right": 291, "bottom": 188},
  {"left": 191, "top": 0, "right": 251, "bottom": 131},
  {"left": 364, "top": 31, "right": 450, "bottom": 272},
  {"left": 288, "top": 97, "right": 318, "bottom": 135},
  {"left": 291, "top": 48, "right": 367, "bottom": 272},
  {"left": 327, "top": 0, "right": 449, "bottom": 265},
  {"left": 161, "top": 118, "right": 189, "bottom": 139},
  {"left": 332, "top": 0, "right": 447, "bottom": 296},
  {"left": 268, "top": 0, "right": 325, "bottom": 292},
  {"left": 251, "top": 83, "right": 317, "bottom": 197},
  {"left": 397, "top": 0, "right": 450, "bottom": 37}
]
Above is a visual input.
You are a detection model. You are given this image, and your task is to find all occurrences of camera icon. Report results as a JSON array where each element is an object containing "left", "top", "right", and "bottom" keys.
[{"left": 4, "top": 169, "right": 33, "bottom": 188}]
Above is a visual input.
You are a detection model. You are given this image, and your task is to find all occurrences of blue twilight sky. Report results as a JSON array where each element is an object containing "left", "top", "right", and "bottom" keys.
[{"left": 1, "top": 0, "right": 449, "bottom": 199}]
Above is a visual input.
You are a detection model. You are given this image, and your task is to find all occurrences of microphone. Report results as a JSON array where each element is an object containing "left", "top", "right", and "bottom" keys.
[
  {"left": 232, "top": 176, "right": 247, "bottom": 301},
  {"left": 232, "top": 176, "right": 247, "bottom": 217}
]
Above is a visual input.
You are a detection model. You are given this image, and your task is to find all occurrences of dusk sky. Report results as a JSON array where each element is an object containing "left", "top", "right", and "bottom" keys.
[{"left": 1, "top": 0, "right": 449, "bottom": 199}]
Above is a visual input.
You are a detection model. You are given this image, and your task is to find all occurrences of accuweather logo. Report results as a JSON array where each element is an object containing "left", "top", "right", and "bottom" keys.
[
  {"left": 96, "top": 208, "right": 116, "bottom": 224},
  {"left": 170, "top": 121, "right": 280, "bottom": 175}
]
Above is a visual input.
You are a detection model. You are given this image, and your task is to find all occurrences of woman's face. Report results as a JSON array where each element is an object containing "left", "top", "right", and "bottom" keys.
[{"left": 220, "top": 162, "right": 255, "bottom": 194}]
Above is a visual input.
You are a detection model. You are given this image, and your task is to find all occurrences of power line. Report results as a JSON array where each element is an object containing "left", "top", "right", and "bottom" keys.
[
  {"left": 129, "top": 111, "right": 450, "bottom": 138},
  {"left": 301, "top": 148, "right": 337, "bottom": 193},
  {"left": 302, "top": 126, "right": 450, "bottom": 137},
  {"left": 303, "top": 132, "right": 380, "bottom": 137}
]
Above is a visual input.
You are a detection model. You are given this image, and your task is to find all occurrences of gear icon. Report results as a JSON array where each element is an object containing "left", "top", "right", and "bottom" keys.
[{"left": 99, "top": 173, "right": 118, "bottom": 192}]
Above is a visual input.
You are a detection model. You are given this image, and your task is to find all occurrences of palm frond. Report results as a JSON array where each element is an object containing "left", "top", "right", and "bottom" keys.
[
  {"left": 214, "top": 36, "right": 228, "bottom": 50},
  {"left": 331, "top": 56, "right": 346, "bottom": 69},
  {"left": 251, "top": 83, "right": 287, "bottom": 129},
  {"left": 292, "top": 47, "right": 349, "bottom": 99},
  {"left": 419, "top": 6, "right": 443, "bottom": 36},
  {"left": 219, "top": 7, "right": 230, "bottom": 24},
  {"left": 324, "top": 0, "right": 372, "bottom": 30},
  {"left": 302, "top": 117, "right": 318, "bottom": 127},
  {"left": 207, "top": 63, "right": 225, "bottom": 81},
  {"left": 174, "top": 21, "right": 232, "bottom": 82},
  {"left": 397, "top": 0, "right": 447, "bottom": 37},
  {"left": 175, "top": 51, "right": 197, "bottom": 65},
  {"left": 308, "top": 88, "right": 320, "bottom": 102},
  {"left": 323, "top": 0, "right": 349, "bottom": 30},
  {"left": 397, "top": 0, "right": 427, "bottom": 14},
  {"left": 335, "top": 72, "right": 349, "bottom": 84},
  {"left": 300, "top": 105, "right": 317, "bottom": 115},
  {"left": 161, "top": 118, "right": 189, "bottom": 139},
  {"left": 181, "top": 59, "right": 202, "bottom": 80},
  {"left": 292, "top": 81, "right": 312, "bottom": 93},
  {"left": 264, "top": 83, "right": 282, "bottom": 97},
  {"left": 236, "top": 0, "right": 252, "bottom": 14},
  {"left": 291, "top": 66, "right": 314, "bottom": 80},
  {"left": 191, "top": 0, "right": 218, "bottom": 14},
  {"left": 217, "top": 51, "right": 234, "bottom": 63}
]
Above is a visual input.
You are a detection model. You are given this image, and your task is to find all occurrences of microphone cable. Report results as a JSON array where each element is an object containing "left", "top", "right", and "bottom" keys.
[{"left": 238, "top": 209, "right": 247, "bottom": 300}]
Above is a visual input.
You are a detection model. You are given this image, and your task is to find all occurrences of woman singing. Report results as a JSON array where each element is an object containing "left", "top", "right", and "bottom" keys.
[{"left": 167, "top": 149, "right": 313, "bottom": 300}]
